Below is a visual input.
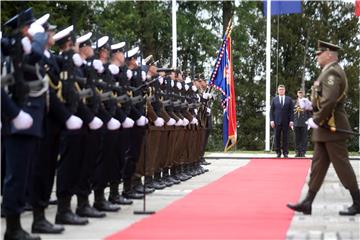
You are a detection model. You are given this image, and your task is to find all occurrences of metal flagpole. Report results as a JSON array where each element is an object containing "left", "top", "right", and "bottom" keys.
[
  {"left": 265, "top": 0, "right": 272, "bottom": 151},
  {"left": 172, "top": 0, "right": 177, "bottom": 68}
]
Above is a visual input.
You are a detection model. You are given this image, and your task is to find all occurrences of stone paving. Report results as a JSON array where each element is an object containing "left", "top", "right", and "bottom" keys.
[{"left": 286, "top": 160, "right": 360, "bottom": 240}]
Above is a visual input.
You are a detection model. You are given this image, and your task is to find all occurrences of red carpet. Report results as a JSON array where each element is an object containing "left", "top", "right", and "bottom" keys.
[{"left": 105, "top": 159, "right": 310, "bottom": 240}]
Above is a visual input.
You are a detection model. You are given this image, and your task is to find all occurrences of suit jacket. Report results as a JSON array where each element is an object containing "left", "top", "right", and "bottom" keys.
[
  {"left": 270, "top": 95, "right": 294, "bottom": 126},
  {"left": 311, "top": 62, "right": 351, "bottom": 142}
]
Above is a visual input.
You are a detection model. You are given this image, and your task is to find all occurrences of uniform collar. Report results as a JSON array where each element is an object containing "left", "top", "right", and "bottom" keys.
[{"left": 321, "top": 61, "right": 337, "bottom": 72}]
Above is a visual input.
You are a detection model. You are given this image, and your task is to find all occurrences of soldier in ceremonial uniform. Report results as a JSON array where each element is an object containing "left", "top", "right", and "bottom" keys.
[
  {"left": 293, "top": 89, "right": 312, "bottom": 157},
  {"left": 28, "top": 13, "right": 71, "bottom": 234},
  {"left": 287, "top": 40, "right": 360, "bottom": 216},
  {"left": 53, "top": 25, "right": 90, "bottom": 226},
  {"left": 2, "top": 8, "right": 46, "bottom": 240}
]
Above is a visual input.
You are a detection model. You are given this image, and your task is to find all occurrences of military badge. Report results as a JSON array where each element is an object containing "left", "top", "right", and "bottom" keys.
[{"left": 327, "top": 76, "right": 335, "bottom": 86}]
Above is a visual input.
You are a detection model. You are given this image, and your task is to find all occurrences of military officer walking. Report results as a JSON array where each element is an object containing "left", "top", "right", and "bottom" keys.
[{"left": 287, "top": 40, "right": 360, "bottom": 216}]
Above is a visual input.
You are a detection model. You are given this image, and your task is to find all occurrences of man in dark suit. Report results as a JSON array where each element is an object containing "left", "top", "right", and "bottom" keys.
[{"left": 270, "top": 84, "right": 294, "bottom": 158}]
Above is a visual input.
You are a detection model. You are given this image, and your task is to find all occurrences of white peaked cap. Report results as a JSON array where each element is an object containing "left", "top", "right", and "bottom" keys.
[
  {"left": 92, "top": 36, "right": 109, "bottom": 49},
  {"left": 185, "top": 76, "right": 192, "bottom": 84},
  {"left": 53, "top": 25, "right": 74, "bottom": 41},
  {"left": 111, "top": 42, "right": 126, "bottom": 50},
  {"left": 126, "top": 46, "right": 139, "bottom": 58},
  {"left": 34, "top": 13, "right": 49, "bottom": 26},
  {"left": 76, "top": 32, "right": 92, "bottom": 44}
]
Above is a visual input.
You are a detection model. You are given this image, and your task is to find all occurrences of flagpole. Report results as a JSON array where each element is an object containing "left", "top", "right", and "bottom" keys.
[
  {"left": 265, "top": 0, "right": 272, "bottom": 151},
  {"left": 172, "top": 0, "right": 177, "bottom": 68}
]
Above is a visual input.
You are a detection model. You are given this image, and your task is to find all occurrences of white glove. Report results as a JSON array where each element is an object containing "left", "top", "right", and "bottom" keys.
[
  {"left": 154, "top": 117, "right": 165, "bottom": 127},
  {"left": 65, "top": 115, "right": 83, "bottom": 130},
  {"left": 184, "top": 84, "right": 190, "bottom": 91},
  {"left": 136, "top": 116, "right": 147, "bottom": 126},
  {"left": 206, "top": 107, "right": 211, "bottom": 114},
  {"left": 171, "top": 80, "right": 175, "bottom": 87},
  {"left": 166, "top": 118, "right": 176, "bottom": 126},
  {"left": 122, "top": 117, "right": 134, "bottom": 128},
  {"left": 182, "top": 118, "right": 189, "bottom": 126},
  {"left": 12, "top": 110, "right": 33, "bottom": 130},
  {"left": 141, "top": 71, "right": 146, "bottom": 82},
  {"left": 306, "top": 118, "right": 319, "bottom": 129},
  {"left": 175, "top": 119, "right": 183, "bottom": 126},
  {"left": 203, "top": 92, "right": 210, "bottom": 99},
  {"left": 93, "top": 59, "right": 104, "bottom": 74},
  {"left": 89, "top": 116, "right": 103, "bottom": 130},
  {"left": 192, "top": 85, "right": 197, "bottom": 92},
  {"left": 191, "top": 118, "right": 198, "bottom": 125},
  {"left": 28, "top": 23, "right": 45, "bottom": 37},
  {"left": 176, "top": 82, "right": 182, "bottom": 90},
  {"left": 158, "top": 76, "right": 164, "bottom": 85},
  {"left": 194, "top": 109, "right": 198, "bottom": 115},
  {"left": 21, "top": 37, "right": 32, "bottom": 55},
  {"left": 108, "top": 64, "right": 119, "bottom": 75},
  {"left": 107, "top": 118, "right": 121, "bottom": 130},
  {"left": 126, "top": 69, "right": 133, "bottom": 80},
  {"left": 72, "top": 53, "right": 83, "bottom": 67}
]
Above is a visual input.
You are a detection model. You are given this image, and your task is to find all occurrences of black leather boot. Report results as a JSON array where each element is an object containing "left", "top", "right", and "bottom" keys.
[
  {"left": 122, "top": 179, "right": 144, "bottom": 199},
  {"left": 339, "top": 189, "right": 360, "bottom": 216},
  {"left": 5, "top": 214, "right": 41, "bottom": 240},
  {"left": 76, "top": 195, "right": 106, "bottom": 218},
  {"left": 55, "top": 196, "right": 89, "bottom": 225},
  {"left": 286, "top": 190, "right": 316, "bottom": 215},
  {"left": 108, "top": 182, "right": 133, "bottom": 205},
  {"left": 93, "top": 189, "right": 120, "bottom": 212},
  {"left": 32, "top": 207, "right": 64, "bottom": 234}
]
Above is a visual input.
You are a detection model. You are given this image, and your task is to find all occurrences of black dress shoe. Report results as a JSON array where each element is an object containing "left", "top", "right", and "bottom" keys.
[
  {"left": 122, "top": 191, "right": 144, "bottom": 200},
  {"left": 93, "top": 200, "right": 120, "bottom": 212},
  {"left": 339, "top": 204, "right": 360, "bottom": 216},
  {"left": 55, "top": 211, "right": 89, "bottom": 225},
  {"left": 5, "top": 229, "right": 41, "bottom": 240},
  {"left": 200, "top": 157, "right": 211, "bottom": 165},
  {"left": 134, "top": 184, "right": 155, "bottom": 194},
  {"left": 162, "top": 177, "right": 174, "bottom": 187},
  {"left": 32, "top": 218, "right": 64, "bottom": 234},
  {"left": 108, "top": 195, "right": 133, "bottom": 205},
  {"left": 276, "top": 153, "right": 281, "bottom": 158},
  {"left": 76, "top": 205, "right": 106, "bottom": 218},
  {"left": 283, "top": 154, "right": 288, "bottom": 158},
  {"left": 286, "top": 202, "right": 312, "bottom": 215},
  {"left": 148, "top": 181, "right": 166, "bottom": 190},
  {"left": 167, "top": 175, "right": 181, "bottom": 184}
]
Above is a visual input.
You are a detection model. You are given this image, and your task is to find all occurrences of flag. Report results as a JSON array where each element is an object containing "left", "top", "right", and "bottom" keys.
[
  {"left": 356, "top": 0, "right": 360, "bottom": 16},
  {"left": 263, "top": 0, "right": 302, "bottom": 16},
  {"left": 209, "top": 33, "right": 237, "bottom": 152}
]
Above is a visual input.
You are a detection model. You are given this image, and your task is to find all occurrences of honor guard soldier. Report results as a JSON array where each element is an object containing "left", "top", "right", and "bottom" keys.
[
  {"left": 91, "top": 35, "right": 121, "bottom": 212},
  {"left": 122, "top": 46, "right": 149, "bottom": 198},
  {"left": 2, "top": 8, "right": 47, "bottom": 240},
  {"left": 287, "top": 40, "right": 360, "bottom": 216},
  {"left": 53, "top": 25, "right": 90, "bottom": 226},
  {"left": 71, "top": 32, "right": 108, "bottom": 218},
  {"left": 27, "top": 13, "right": 69, "bottom": 234},
  {"left": 293, "top": 89, "right": 312, "bottom": 157},
  {"left": 107, "top": 41, "right": 135, "bottom": 204}
]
